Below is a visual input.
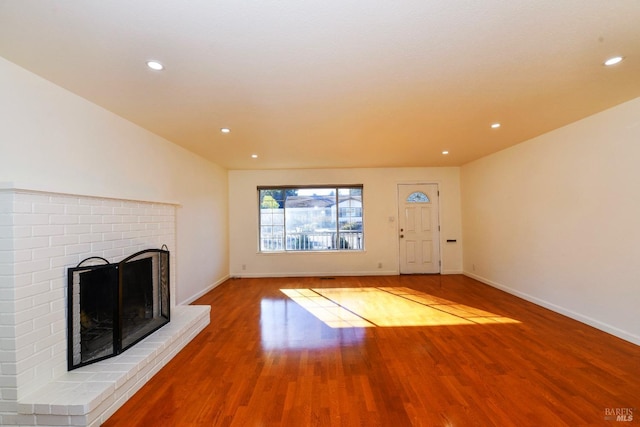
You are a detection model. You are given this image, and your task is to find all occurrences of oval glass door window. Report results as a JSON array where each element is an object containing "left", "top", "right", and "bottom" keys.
[{"left": 406, "top": 191, "right": 430, "bottom": 203}]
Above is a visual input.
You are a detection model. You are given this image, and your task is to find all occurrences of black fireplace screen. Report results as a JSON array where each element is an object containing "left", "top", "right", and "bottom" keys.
[{"left": 67, "top": 249, "right": 170, "bottom": 370}]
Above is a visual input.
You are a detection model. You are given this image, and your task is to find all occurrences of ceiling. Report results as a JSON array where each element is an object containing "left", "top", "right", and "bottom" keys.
[{"left": 1, "top": 1, "right": 639, "bottom": 170}]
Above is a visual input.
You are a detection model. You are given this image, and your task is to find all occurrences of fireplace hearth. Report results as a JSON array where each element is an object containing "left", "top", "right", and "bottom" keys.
[{"left": 67, "top": 248, "right": 170, "bottom": 370}]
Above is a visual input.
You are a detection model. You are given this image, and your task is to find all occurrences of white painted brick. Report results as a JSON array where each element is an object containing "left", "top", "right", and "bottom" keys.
[
  {"left": 13, "top": 237, "right": 49, "bottom": 250},
  {"left": 102, "top": 215, "right": 122, "bottom": 224},
  {"left": 50, "top": 254, "right": 79, "bottom": 269},
  {"left": 129, "top": 223, "right": 145, "bottom": 231},
  {"left": 32, "top": 289, "right": 63, "bottom": 309},
  {"left": 50, "top": 215, "right": 79, "bottom": 225},
  {"left": 0, "top": 301, "right": 13, "bottom": 312},
  {"left": 15, "top": 305, "right": 50, "bottom": 329},
  {"left": 113, "top": 207, "right": 130, "bottom": 215},
  {"left": 90, "top": 241, "right": 112, "bottom": 252},
  {"left": 3, "top": 386, "right": 18, "bottom": 399},
  {"left": 32, "top": 247, "right": 64, "bottom": 261},
  {"left": 13, "top": 226, "right": 32, "bottom": 238},
  {"left": 65, "top": 204, "right": 91, "bottom": 215},
  {"left": 50, "top": 319, "right": 66, "bottom": 335},
  {"left": 102, "top": 232, "right": 122, "bottom": 241},
  {"left": 78, "top": 234, "right": 101, "bottom": 244},
  {"left": 33, "top": 204, "right": 65, "bottom": 215},
  {"left": 0, "top": 374, "right": 17, "bottom": 386},
  {"left": 65, "top": 244, "right": 91, "bottom": 256},
  {"left": 111, "top": 223, "right": 130, "bottom": 232},
  {"left": 103, "top": 199, "right": 122, "bottom": 208},
  {"left": 0, "top": 348, "right": 16, "bottom": 362},
  {"left": 49, "top": 195, "right": 79, "bottom": 206},
  {"left": 34, "top": 331, "right": 64, "bottom": 354},
  {"left": 14, "top": 297, "right": 34, "bottom": 313},
  {"left": 14, "top": 192, "right": 47, "bottom": 203},
  {"left": 2, "top": 361, "right": 19, "bottom": 375},
  {"left": 34, "top": 414, "right": 72, "bottom": 426},
  {"left": 79, "top": 198, "right": 102, "bottom": 206},
  {"left": 0, "top": 225, "right": 13, "bottom": 238},
  {"left": 103, "top": 248, "right": 123, "bottom": 259},
  {"left": 33, "top": 268, "right": 63, "bottom": 284},
  {"left": 0, "top": 250, "right": 16, "bottom": 263},
  {"left": 78, "top": 215, "right": 101, "bottom": 224},
  {"left": 32, "top": 225, "right": 65, "bottom": 237},
  {"left": 12, "top": 201, "right": 33, "bottom": 214},
  {"left": 65, "top": 224, "right": 91, "bottom": 235},
  {"left": 15, "top": 347, "right": 52, "bottom": 374},
  {"left": 2, "top": 190, "right": 179, "bottom": 425},
  {"left": 15, "top": 319, "right": 34, "bottom": 337},
  {"left": 0, "top": 214, "right": 13, "bottom": 226},
  {"left": 0, "top": 287, "right": 14, "bottom": 301},
  {"left": 14, "top": 260, "right": 51, "bottom": 276},
  {"left": 111, "top": 240, "right": 131, "bottom": 249},
  {"left": 32, "top": 305, "right": 63, "bottom": 329},
  {"left": 90, "top": 206, "right": 112, "bottom": 215},
  {"left": 13, "top": 214, "right": 48, "bottom": 226},
  {"left": 50, "top": 297, "right": 65, "bottom": 312},
  {"left": 90, "top": 224, "right": 110, "bottom": 233},
  {"left": 0, "top": 239, "right": 13, "bottom": 251},
  {"left": 1, "top": 413, "right": 36, "bottom": 425},
  {"left": 14, "top": 282, "right": 50, "bottom": 301},
  {"left": 121, "top": 231, "right": 139, "bottom": 240}
]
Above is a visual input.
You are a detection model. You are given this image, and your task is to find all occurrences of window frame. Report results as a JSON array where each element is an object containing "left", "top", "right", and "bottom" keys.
[{"left": 258, "top": 185, "right": 364, "bottom": 253}]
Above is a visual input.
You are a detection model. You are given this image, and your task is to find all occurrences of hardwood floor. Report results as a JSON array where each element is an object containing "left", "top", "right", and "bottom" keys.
[{"left": 103, "top": 275, "right": 639, "bottom": 426}]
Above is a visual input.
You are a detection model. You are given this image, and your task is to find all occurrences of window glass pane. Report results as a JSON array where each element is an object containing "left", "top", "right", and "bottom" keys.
[
  {"left": 338, "top": 188, "right": 363, "bottom": 250},
  {"left": 259, "top": 190, "right": 285, "bottom": 251},
  {"left": 285, "top": 189, "right": 335, "bottom": 251},
  {"left": 259, "top": 186, "right": 363, "bottom": 252},
  {"left": 406, "top": 191, "right": 430, "bottom": 203}
]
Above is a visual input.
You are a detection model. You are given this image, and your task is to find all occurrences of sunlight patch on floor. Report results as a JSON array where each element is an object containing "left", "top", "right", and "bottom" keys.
[{"left": 281, "top": 287, "right": 520, "bottom": 328}]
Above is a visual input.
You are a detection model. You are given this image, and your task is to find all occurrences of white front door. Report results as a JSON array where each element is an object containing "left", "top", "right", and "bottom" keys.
[{"left": 398, "top": 184, "right": 440, "bottom": 274}]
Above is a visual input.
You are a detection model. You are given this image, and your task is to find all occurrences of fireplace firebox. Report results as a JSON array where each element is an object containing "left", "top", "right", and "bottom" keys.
[{"left": 67, "top": 248, "right": 170, "bottom": 370}]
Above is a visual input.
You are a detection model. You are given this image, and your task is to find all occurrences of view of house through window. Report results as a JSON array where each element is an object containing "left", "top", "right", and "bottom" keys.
[{"left": 259, "top": 186, "right": 363, "bottom": 251}]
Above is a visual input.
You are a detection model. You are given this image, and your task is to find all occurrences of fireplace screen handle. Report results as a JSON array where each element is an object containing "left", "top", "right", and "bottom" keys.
[{"left": 76, "top": 256, "right": 110, "bottom": 268}]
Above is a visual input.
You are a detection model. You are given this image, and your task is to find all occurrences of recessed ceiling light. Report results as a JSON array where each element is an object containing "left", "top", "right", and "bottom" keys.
[
  {"left": 442, "top": 151, "right": 449, "bottom": 155},
  {"left": 220, "top": 128, "right": 231, "bottom": 134},
  {"left": 251, "top": 154, "right": 258, "bottom": 158},
  {"left": 604, "top": 56, "right": 624, "bottom": 66},
  {"left": 491, "top": 123, "right": 501, "bottom": 129},
  {"left": 146, "top": 60, "right": 164, "bottom": 71}
]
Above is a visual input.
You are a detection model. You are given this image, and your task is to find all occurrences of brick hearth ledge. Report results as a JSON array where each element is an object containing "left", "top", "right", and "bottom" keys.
[{"left": 15, "top": 305, "right": 210, "bottom": 427}]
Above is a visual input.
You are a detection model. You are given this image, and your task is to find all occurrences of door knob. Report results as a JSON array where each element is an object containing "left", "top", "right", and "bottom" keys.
[{"left": 400, "top": 234, "right": 404, "bottom": 238}]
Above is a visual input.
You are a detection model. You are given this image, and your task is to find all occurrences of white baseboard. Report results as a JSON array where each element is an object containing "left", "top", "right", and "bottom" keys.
[
  {"left": 231, "top": 270, "right": 399, "bottom": 278},
  {"left": 180, "top": 274, "right": 230, "bottom": 305},
  {"left": 464, "top": 271, "right": 640, "bottom": 346}
]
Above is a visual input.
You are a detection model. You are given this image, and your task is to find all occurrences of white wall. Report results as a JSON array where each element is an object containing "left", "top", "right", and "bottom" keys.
[
  {"left": 0, "top": 57, "right": 229, "bottom": 304},
  {"left": 229, "top": 167, "right": 462, "bottom": 277},
  {"left": 461, "top": 97, "right": 640, "bottom": 345}
]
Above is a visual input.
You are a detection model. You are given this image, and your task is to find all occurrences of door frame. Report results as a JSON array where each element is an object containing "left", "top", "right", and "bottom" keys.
[{"left": 396, "top": 182, "right": 442, "bottom": 274}]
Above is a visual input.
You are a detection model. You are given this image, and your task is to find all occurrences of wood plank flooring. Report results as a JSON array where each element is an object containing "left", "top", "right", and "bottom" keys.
[{"left": 103, "top": 275, "right": 639, "bottom": 426}]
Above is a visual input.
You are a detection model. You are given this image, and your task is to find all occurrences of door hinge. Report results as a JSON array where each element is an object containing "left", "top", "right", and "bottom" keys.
[
  {"left": 437, "top": 191, "right": 440, "bottom": 197},
  {"left": 438, "top": 225, "right": 440, "bottom": 231}
]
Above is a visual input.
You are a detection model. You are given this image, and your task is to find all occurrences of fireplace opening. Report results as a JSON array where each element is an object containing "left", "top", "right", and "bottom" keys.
[{"left": 68, "top": 248, "right": 170, "bottom": 370}]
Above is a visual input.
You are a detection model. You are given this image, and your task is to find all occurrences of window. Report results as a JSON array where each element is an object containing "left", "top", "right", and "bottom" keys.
[{"left": 259, "top": 186, "right": 363, "bottom": 252}]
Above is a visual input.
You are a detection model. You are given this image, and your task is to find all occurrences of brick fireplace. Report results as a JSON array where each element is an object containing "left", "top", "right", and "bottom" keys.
[{"left": 0, "top": 185, "right": 210, "bottom": 426}]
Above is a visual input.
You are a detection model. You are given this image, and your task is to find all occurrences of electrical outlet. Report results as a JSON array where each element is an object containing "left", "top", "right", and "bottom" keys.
[
  {"left": 242, "top": 264, "right": 246, "bottom": 270},
  {"left": 377, "top": 262, "right": 382, "bottom": 269},
  {"left": 472, "top": 264, "right": 476, "bottom": 271}
]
